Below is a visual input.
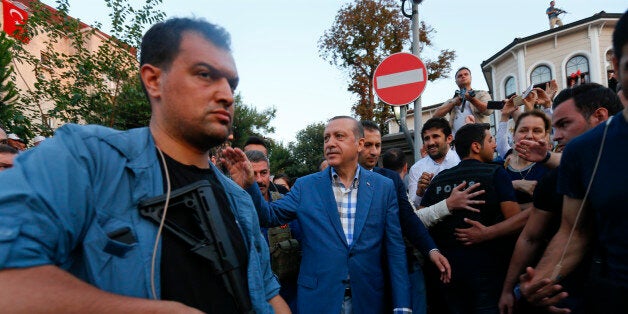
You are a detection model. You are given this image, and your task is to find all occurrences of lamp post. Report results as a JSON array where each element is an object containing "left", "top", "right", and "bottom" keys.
[{"left": 401, "top": 0, "right": 424, "bottom": 161}]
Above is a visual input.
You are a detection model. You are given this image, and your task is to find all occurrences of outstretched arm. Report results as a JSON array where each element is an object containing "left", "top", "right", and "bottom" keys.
[
  {"left": 454, "top": 201, "right": 527, "bottom": 246},
  {"left": 417, "top": 182, "right": 485, "bottom": 227},
  {"left": 0, "top": 266, "right": 198, "bottom": 313},
  {"left": 221, "top": 147, "right": 254, "bottom": 189},
  {"left": 516, "top": 139, "right": 561, "bottom": 169}
]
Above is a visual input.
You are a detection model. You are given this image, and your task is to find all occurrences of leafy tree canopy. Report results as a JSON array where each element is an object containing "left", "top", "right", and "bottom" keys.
[
  {"left": 231, "top": 93, "right": 277, "bottom": 149},
  {"left": 0, "top": 30, "right": 29, "bottom": 139},
  {"left": 285, "top": 122, "right": 326, "bottom": 178},
  {"left": 319, "top": 0, "right": 456, "bottom": 132},
  {"left": 7, "top": 0, "right": 164, "bottom": 140}
]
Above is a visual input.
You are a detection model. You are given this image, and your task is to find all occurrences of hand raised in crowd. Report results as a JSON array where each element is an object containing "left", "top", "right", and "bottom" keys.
[
  {"left": 515, "top": 138, "right": 548, "bottom": 162},
  {"left": 522, "top": 90, "right": 538, "bottom": 112},
  {"left": 416, "top": 172, "right": 434, "bottom": 197},
  {"left": 445, "top": 181, "right": 485, "bottom": 212},
  {"left": 454, "top": 218, "right": 490, "bottom": 246},
  {"left": 511, "top": 179, "right": 538, "bottom": 196},
  {"left": 535, "top": 87, "right": 553, "bottom": 109},
  {"left": 546, "top": 79, "right": 559, "bottom": 100},
  {"left": 500, "top": 95, "right": 519, "bottom": 121},
  {"left": 519, "top": 267, "right": 571, "bottom": 314},
  {"left": 429, "top": 250, "right": 452, "bottom": 284},
  {"left": 221, "top": 147, "right": 254, "bottom": 189}
]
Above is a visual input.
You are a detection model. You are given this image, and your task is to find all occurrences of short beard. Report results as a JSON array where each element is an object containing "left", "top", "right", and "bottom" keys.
[
  {"left": 429, "top": 151, "right": 445, "bottom": 160},
  {"left": 183, "top": 128, "right": 230, "bottom": 153},
  {"left": 427, "top": 144, "right": 446, "bottom": 160}
]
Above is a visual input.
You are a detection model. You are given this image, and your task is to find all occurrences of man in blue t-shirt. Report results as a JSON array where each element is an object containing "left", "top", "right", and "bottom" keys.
[{"left": 522, "top": 11, "right": 628, "bottom": 313}]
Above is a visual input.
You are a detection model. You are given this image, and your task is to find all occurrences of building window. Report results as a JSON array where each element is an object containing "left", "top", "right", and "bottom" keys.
[
  {"left": 566, "top": 55, "right": 589, "bottom": 87},
  {"left": 504, "top": 76, "right": 516, "bottom": 98},
  {"left": 531, "top": 65, "right": 551, "bottom": 85}
]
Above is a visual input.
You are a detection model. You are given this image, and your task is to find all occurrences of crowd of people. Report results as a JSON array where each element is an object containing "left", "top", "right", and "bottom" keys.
[{"left": 0, "top": 7, "right": 626, "bottom": 314}]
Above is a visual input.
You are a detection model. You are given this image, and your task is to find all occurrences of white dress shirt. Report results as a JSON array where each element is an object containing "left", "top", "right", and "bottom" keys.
[{"left": 407, "top": 148, "right": 460, "bottom": 207}]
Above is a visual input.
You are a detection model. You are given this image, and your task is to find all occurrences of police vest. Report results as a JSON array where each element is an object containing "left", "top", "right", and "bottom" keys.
[{"left": 423, "top": 160, "right": 505, "bottom": 249}]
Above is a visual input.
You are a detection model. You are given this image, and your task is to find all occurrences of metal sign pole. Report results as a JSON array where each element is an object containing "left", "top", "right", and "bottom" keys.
[{"left": 411, "top": 0, "right": 422, "bottom": 162}]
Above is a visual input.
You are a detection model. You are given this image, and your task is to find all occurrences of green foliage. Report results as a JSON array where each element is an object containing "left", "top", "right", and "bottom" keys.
[
  {"left": 231, "top": 94, "right": 276, "bottom": 149},
  {"left": 0, "top": 30, "right": 31, "bottom": 139},
  {"left": 268, "top": 141, "right": 294, "bottom": 175},
  {"left": 319, "top": 0, "right": 456, "bottom": 131},
  {"left": 284, "top": 122, "right": 326, "bottom": 178},
  {"left": 8, "top": 0, "right": 164, "bottom": 137}
]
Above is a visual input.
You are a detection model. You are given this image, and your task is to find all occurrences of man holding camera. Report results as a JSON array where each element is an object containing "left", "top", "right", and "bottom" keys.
[{"left": 434, "top": 67, "right": 492, "bottom": 137}]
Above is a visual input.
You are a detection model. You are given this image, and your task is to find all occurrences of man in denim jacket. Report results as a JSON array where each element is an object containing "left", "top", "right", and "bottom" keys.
[{"left": 0, "top": 18, "right": 286, "bottom": 313}]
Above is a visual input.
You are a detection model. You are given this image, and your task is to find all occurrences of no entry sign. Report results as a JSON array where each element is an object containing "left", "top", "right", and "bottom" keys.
[{"left": 373, "top": 52, "right": 427, "bottom": 106}]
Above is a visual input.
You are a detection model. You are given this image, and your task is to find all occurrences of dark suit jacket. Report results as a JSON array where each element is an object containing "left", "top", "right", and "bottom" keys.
[
  {"left": 247, "top": 166, "right": 411, "bottom": 313},
  {"left": 373, "top": 167, "right": 436, "bottom": 255}
]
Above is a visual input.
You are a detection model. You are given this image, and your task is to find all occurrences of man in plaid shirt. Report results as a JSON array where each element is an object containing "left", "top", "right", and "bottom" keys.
[{"left": 228, "top": 115, "right": 412, "bottom": 313}]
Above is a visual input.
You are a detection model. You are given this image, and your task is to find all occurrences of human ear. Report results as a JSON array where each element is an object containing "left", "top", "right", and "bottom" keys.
[{"left": 140, "top": 64, "right": 162, "bottom": 100}]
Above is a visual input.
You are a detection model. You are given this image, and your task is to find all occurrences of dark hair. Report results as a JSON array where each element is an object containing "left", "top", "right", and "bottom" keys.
[
  {"left": 421, "top": 117, "right": 452, "bottom": 140},
  {"left": 454, "top": 123, "right": 490, "bottom": 159},
  {"left": 273, "top": 173, "right": 292, "bottom": 187},
  {"left": 244, "top": 136, "right": 268, "bottom": 150},
  {"left": 613, "top": 10, "right": 628, "bottom": 61},
  {"left": 455, "top": 67, "right": 471, "bottom": 77},
  {"left": 244, "top": 149, "right": 268, "bottom": 165},
  {"left": 382, "top": 148, "right": 406, "bottom": 172},
  {"left": 513, "top": 110, "right": 551, "bottom": 135},
  {"left": 328, "top": 116, "right": 364, "bottom": 139},
  {"left": 140, "top": 18, "right": 231, "bottom": 95},
  {"left": 360, "top": 120, "right": 380, "bottom": 133},
  {"left": 140, "top": 17, "right": 231, "bottom": 70},
  {"left": 0, "top": 144, "right": 18, "bottom": 155},
  {"left": 553, "top": 83, "right": 623, "bottom": 119}
]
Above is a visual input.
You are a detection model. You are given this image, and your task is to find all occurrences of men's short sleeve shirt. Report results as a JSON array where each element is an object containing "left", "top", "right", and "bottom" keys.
[
  {"left": 558, "top": 113, "right": 628, "bottom": 284},
  {"left": 449, "top": 90, "right": 492, "bottom": 135},
  {"left": 547, "top": 6, "right": 558, "bottom": 19}
]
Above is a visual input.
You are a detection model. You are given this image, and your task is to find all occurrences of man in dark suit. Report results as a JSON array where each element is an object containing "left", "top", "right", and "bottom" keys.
[{"left": 225, "top": 116, "right": 411, "bottom": 313}]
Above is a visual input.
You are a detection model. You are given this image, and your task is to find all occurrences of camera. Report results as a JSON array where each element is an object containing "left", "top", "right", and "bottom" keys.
[{"left": 454, "top": 89, "right": 475, "bottom": 98}]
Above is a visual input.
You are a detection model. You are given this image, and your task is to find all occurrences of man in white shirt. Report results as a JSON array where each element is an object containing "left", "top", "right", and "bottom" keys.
[{"left": 407, "top": 117, "right": 460, "bottom": 208}]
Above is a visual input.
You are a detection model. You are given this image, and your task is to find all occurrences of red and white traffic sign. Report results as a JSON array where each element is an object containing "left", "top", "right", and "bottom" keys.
[{"left": 373, "top": 52, "right": 427, "bottom": 106}]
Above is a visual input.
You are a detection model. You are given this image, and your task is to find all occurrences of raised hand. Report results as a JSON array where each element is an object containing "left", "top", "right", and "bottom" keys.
[
  {"left": 445, "top": 181, "right": 485, "bottom": 212},
  {"left": 500, "top": 95, "right": 519, "bottom": 121},
  {"left": 515, "top": 138, "right": 548, "bottom": 163},
  {"left": 220, "top": 147, "right": 254, "bottom": 188}
]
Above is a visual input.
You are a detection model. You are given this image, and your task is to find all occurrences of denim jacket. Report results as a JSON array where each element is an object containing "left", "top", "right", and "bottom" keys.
[{"left": 0, "top": 124, "right": 279, "bottom": 313}]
